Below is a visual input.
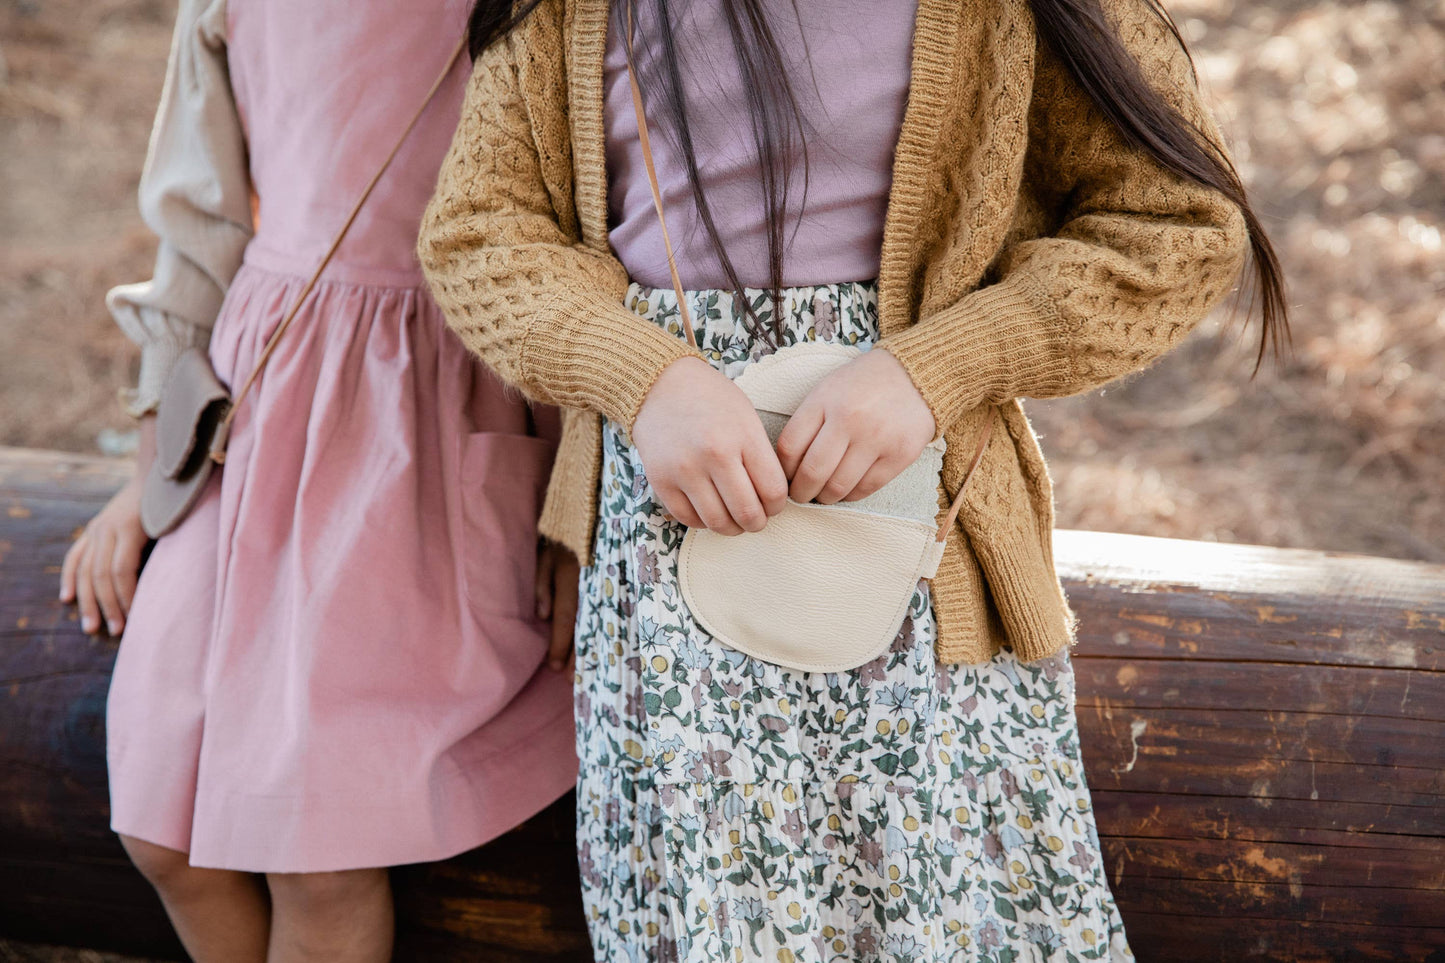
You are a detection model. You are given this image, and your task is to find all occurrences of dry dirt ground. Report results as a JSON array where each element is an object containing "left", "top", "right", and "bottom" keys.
[{"left": 1, "top": 0, "right": 1442, "bottom": 562}]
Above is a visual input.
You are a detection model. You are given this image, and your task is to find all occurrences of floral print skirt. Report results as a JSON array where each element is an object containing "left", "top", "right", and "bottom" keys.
[{"left": 573, "top": 280, "right": 1133, "bottom": 962}]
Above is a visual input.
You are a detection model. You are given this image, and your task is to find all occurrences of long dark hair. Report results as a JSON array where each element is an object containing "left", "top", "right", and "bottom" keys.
[{"left": 469, "top": 0, "right": 1289, "bottom": 364}]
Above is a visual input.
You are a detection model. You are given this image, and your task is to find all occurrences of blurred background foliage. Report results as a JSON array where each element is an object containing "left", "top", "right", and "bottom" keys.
[{"left": 1, "top": 0, "right": 1442, "bottom": 561}]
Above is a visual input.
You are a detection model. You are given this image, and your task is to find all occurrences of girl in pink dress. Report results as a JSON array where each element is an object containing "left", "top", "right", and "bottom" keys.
[{"left": 58, "top": 0, "right": 578, "bottom": 958}]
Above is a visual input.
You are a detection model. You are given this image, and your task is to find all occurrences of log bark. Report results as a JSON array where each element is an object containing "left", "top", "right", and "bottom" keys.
[{"left": 1, "top": 447, "right": 1442, "bottom": 962}]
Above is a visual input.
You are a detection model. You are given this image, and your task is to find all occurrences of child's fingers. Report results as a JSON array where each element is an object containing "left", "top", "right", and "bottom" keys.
[
  {"left": 547, "top": 614, "right": 572, "bottom": 671},
  {"left": 547, "top": 551, "right": 580, "bottom": 671},
  {"left": 59, "top": 531, "right": 86, "bottom": 603},
  {"left": 685, "top": 477, "right": 743, "bottom": 536},
  {"left": 74, "top": 541, "right": 100, "bottom": 634},
  {"left": 844, "top": 456, "right": 896, "bottom": 502},
  {"left": 535, "top": 543, "right": 556, "bottom": 621},
  {"left": 713, "top": 461, "right": 768, "bottom": 533},
  {"left": 113, "top": 530, "right": 145, "bottom": 616},
  {"left": 90, "top": 529, "right": 124, "bottom": 636},
  {"left": 814, "top": 445, "right": 875, "bottom": 506},
  {"left": 656, "top": 485, "right": 704, "bottom": 529},
  {"left": 774, "top": 400, "right": 824, "bottom": 480},
  {"left": 742, "top": 437, "right": 788, "bottom": 517},
  {"left": 787, "top": 422, "right": 847, "bottom": 504}
]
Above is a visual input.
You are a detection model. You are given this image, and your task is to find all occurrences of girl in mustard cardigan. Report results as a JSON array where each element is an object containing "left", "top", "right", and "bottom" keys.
[{"left": 421, "top": 0, "right": 1287, "bottom": 958}]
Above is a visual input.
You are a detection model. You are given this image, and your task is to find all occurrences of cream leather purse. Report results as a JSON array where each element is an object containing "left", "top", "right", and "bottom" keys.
[
  {"left": 678, "top": 342, "right": 970, "bottom": 673},
  {"left": 624, "top": 13, "right": 994, "bottom": 673}
]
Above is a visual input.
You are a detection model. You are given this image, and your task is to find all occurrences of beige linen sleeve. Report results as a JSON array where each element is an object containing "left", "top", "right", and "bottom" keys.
[{"left": 107, "top": 0, "right": 253, "bottom": 418}]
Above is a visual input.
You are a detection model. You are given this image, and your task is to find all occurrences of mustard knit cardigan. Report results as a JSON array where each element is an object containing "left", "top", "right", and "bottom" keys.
[{"left": 418, "top": 0, "right": 1250, "bottom": 664}]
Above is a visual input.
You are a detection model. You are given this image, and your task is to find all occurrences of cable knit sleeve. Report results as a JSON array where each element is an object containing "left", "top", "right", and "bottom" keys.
[
  {"left": 877, "top": 0, "right": 1251, "bottom": 434},
  {"left": 106, "top": 0, "right": 252, "bottom": 418},
  {"left": 418, "top": 14, "right": 700, "bottom": 431}
]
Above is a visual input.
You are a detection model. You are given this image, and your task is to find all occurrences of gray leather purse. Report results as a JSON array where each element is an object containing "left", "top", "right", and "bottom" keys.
[
  {"left": 140, "top": 346, "right": 232, "bottom": 536},
  {"left": 140, "top": 36, "right": 467, "bottom": 538}
]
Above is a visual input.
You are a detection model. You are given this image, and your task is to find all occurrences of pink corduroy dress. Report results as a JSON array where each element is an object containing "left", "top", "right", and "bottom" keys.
[{"left": 105, "top": 0, "right": 578, "bottom": 873}]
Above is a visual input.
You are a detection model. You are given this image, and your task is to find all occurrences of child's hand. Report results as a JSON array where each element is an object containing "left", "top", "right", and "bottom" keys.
[
  {"left": 631, "top": 357, "right": 788, "bottom": 535},
  {"left": 535, "top": 540, "right": 580, "bottom": 672},
  {"left": 61, "top": 478, "right": 149, "bottom": 637},
  {"left": 60, "top": 415, "right": 157, "bottom": 637},
  {"left": 776, "top": 348, "right": 936, "bottom": 504}
]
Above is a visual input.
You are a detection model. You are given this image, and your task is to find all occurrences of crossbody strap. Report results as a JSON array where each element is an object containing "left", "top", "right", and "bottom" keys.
[
  {"left": 933, "top": 412, "right": 994, "bottom": 543},
  {"left": 620, "top": 3, "right": 991, "bottom": 543},
  {"left": 210, "top": 33, "right": 469, "bottom": 463},
  {"left": 622, "top": 1, "right": 698, "bottom": 349}
]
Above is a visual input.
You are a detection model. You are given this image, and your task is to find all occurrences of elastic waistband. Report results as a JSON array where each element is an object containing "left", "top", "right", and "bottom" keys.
[
  {"left": 624, "top": 279, "right": 882, "bottom": 348},
  {"left": 242, "top": 242, "right": 428, "bottom": 290}
]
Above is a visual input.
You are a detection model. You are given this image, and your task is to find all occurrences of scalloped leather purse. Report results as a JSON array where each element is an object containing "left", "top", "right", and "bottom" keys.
[
  {"left": 623, "top": 8, "right": 995, "bottom": 672},
  {"left": 140, "top": 37, "right": 467, "bottom": 538}
]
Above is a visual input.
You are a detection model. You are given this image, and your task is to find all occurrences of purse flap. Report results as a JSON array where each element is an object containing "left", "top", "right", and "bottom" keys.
[
  {"left": 140, "top": 452, "right": 217, "bottom": 539},
  {"left": 732, "top": 342, "right": 859, "bottom": 416},
  {"left": 154, "top": 348, "right": 232, "bottom": 480}
]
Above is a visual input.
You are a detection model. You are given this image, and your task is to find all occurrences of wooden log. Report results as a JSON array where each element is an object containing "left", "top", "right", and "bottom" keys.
[
  {"left": 1053, "top": 530, "right": 1445, "bottom": 962},
  {"left": 1, "top": 446, "right": 1443, "bottom": 961}
]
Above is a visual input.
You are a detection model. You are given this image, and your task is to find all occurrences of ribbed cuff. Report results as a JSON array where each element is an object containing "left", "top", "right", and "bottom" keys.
[
  {"left": 122, "top": 331, "right": 204, "bottom": 419},
  {"left": 524, "top": 286, "right": 702, "bottom": 431},
  {"left": 876, "top": 276, "right": 1074, "bottom": 434},
  {"left": 974, "top": 533, "right": 1076, "bottom": 663}
]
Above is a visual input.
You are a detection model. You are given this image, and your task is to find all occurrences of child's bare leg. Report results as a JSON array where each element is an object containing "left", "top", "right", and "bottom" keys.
[
  {"left": 265, "top": 868, "right": 393, "bottom": 963},
  {"left": 120, "top": 834, "right": 270, "bottom": 963}
]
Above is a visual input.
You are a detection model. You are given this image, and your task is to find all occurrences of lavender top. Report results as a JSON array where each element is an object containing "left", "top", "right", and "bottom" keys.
[{"left": 603, "top": 1, "right": 918, "bottom": 290}]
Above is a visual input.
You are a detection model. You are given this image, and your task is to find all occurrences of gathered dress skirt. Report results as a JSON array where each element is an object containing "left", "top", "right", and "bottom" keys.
[{"left": 106, "top": 257, "right": 578, "bottom": 873}]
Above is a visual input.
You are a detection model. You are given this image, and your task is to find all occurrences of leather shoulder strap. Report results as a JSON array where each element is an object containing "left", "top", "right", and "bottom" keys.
[
  {"left": 211, "top": 34, "right": 469, "bottom": 462},
  {"left": 934, "top": 410, "right": 995, "bottom": 543},
  {"left": 623, "top": 1, "right": 699, "bottom": 349}
]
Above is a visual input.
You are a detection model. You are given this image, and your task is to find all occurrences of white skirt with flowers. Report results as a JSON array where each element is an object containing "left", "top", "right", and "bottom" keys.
[{"left": 571, "top": 280, "right": 1133, "bottom": 962}]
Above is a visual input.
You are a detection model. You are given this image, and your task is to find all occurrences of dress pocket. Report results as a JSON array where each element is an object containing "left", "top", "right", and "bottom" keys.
[{"left": 459, "top": 431, "right": 556, "bottom": 619}]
